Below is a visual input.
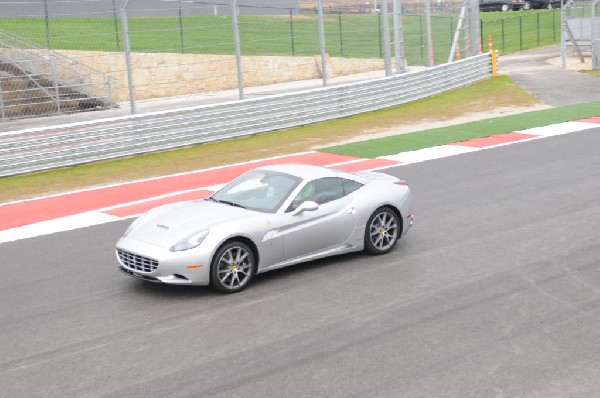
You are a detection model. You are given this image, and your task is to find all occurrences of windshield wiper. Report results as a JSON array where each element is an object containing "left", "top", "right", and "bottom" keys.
[{"left": 209, "top": 198, "right": 247, "bottom": 209}]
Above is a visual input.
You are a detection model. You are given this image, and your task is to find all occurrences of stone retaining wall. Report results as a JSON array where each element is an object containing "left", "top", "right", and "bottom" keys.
[{"left": 55, "top": 50, "right": 385, "bottom": 102}]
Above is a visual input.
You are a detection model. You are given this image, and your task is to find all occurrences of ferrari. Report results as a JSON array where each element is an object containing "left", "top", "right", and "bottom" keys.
[{"left": 116, "top": 164, "right": 413, "bottom": 293}]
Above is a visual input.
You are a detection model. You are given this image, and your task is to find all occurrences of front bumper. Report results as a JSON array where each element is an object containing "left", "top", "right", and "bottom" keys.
[{"left": 115, "top": 236, "right": 212, "bottom": 286}]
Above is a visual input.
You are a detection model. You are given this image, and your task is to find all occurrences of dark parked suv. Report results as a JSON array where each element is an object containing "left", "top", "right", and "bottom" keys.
[
  {"left": 480, "top": 0, "right": 530, "bottom": 11},
  {"left": 527, "top": 0, "right": 561, "bottom": 8}
]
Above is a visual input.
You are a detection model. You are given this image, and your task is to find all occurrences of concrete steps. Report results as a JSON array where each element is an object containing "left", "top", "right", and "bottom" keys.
[{"left": 0, "top": 62, "right": 106, "bottom": 119}]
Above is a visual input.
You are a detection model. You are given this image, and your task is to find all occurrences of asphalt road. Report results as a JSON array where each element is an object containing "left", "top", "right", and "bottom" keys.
[
  {"left": 499, "top": 46, "right": 600, "bottom": 106},
  {"left": 1, "top": 127, "right": 599, "bottom": 397}
]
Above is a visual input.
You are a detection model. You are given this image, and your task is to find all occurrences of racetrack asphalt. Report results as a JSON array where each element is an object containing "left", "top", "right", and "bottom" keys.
[
  {"left": 1, "top": 46, "right": 600, "bottom": 397},
  {"left": 499, "top": 46, "right": 600, "bottom": 106},
  {"left": 1, "top": 125, "right": 599, "bottom": 397}
]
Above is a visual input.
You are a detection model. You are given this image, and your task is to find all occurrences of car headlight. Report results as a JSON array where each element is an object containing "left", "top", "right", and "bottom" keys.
[
  {"left": 124, "top": 214, "right": 146, "bottom": 237},
  {"left": 170, "top": 230, "right": 210, "bottom": 252}
]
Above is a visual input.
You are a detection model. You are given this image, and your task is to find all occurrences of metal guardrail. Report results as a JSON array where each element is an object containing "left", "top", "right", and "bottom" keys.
[
  {"left": 0, "top": 53, "right": 492, "bottom": 177},
  {"left": 0, "top": 28, "right": 116, "bottom": 119}
]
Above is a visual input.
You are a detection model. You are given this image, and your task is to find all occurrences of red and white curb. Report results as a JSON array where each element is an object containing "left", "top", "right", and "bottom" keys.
[
  {"left": 380, "top": 120, "right": 599, "bottom": 164},
  {"left": 1, "top": 117, "right": 598, "bottom": 244}
]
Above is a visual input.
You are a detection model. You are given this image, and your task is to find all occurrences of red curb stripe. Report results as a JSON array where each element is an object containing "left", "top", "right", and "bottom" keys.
[
  {"left": 577, "top": 117, "right": 600, "bottom": 124},
  {"left": 0, "top": 152, "right": 359, "bottom": 230},
  {"left": 103, "top": 190, "right": 214, "bottom": 218},
  {"left": 448, "top": 132, "right": 539, "bottom": 148},
  {"left": 331, "top": 158, "right": 401, "bottom": 172}
]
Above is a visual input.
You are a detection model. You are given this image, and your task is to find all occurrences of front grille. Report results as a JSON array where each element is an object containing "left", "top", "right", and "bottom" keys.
[{"left": 117, "top": 249, "right": 158, "bottom": 273}]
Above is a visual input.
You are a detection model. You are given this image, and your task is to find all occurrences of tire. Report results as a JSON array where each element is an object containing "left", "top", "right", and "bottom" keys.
[
  {"left": 364, "top": 206, "right": 400, "bottom": 255},
  {"left": 210, "top": 241, "right": 255, "bottom": 293}
]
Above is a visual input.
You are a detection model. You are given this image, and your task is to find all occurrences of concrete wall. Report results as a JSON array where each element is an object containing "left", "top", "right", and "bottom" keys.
[{"left": 55, "top": 50, "right": 385, "bottom": 102}]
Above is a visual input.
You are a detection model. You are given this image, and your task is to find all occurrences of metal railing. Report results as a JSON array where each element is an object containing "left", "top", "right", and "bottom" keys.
[
  {"left": 565, "top": 0, "right": 600, "bottom": 49},
  {"left": 559, "top": 0, "right": 600, "bottom": 64},
  {"left": 0, "top": 29, "right": 116, "bottom": 119},
  {"left": 0, "top": 53, "right": 493, "bottom": 177}
]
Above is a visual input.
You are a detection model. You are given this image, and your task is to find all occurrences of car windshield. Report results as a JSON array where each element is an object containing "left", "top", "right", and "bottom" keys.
[{"left": 210, "top": 170, "right": 302, "bottom": 213}]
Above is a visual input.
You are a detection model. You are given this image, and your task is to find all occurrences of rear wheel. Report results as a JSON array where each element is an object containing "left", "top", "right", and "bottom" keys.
[
  {"left": 210, "top": 241, "right": 255, "bottom": 293},
  {"left": 364, "top": 207, "right": 400, "bottom": 255}
]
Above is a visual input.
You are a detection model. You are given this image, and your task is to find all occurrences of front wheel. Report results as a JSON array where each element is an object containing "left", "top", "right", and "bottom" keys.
[
  {"left": 364, "top": 207, "right": 400, "bottom": 255},
  {"left": 210, "top": 241, "right": 255, "bottom": 293}
]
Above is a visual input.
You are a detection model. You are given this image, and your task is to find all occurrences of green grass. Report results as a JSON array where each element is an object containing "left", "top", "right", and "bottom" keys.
[
  {"left": 0, "top": 10, "right": 561, "bottom": 64},
  {"left": 322, "top": 101, "right": 600, "bottom": 158}
]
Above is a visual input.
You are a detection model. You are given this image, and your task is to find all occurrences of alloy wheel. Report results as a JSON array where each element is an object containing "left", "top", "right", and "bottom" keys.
[
  {"left": 368, "top": 210, "right": 398, "bottom": 253},
  {"left": 213, "top": 243, "right": 254, "bottom": 292}
]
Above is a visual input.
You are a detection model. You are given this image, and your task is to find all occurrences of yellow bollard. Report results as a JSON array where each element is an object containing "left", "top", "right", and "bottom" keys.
[{"left": 488, "top": 34, "right": 497, "bottom": 77}]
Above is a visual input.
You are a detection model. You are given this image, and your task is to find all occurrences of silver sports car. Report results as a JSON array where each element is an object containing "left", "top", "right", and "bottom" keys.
[{"left": 116, "top": 164, "right": 413, "bottom": 293}]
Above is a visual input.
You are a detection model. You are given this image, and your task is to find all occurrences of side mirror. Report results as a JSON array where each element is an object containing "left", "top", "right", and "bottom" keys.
[{"left": 292, "top": 200, "right": 318, "bottom": 215}]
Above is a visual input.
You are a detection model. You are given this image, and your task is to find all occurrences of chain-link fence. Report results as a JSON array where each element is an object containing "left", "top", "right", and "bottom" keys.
[
  {"left": 481, "top": 10, "right": 561, "bottom": 54},
  {"left": 1, "top": 0, "right": 485, "bottom": 118},
  {"left": 564, "top": 0, "right": 599, "bottom": 54}
]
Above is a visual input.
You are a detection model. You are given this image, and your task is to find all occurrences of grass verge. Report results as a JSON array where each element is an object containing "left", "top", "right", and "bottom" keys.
[
  {"left": 322, "top": 101, "right": 600, "bottom": 158},
  {"left": 0, "top": 75, "right": 541, "bottom": 203}
]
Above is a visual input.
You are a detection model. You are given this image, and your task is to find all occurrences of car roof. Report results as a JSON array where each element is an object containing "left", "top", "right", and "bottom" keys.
[{"left": 255, "top": 163, "right": 362, "bottom": 181}]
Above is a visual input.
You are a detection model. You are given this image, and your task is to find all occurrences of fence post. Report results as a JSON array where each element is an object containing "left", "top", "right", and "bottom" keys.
[
  {"left": 289, "top": 9, "right": 296, "bottom": 56},
  {"left": 231, "top": 0, "right": 244, "bottom": 99},
  {"left": 393, "top": 0, "right": 405, "bottom": 73},
  {"left": 50, "top": 54, "right": 61, "bottom": 113},
  {"left": 0, "top": 87, "right": 5, "bottom": 119},
  {"left": 381, "top": 0, "right": 392, "bottom": 75},
  {"left": 502, "top": 18, "right": 505, "bottom": 54},
  {"left": 424, "top": 0, "right": 434, "bottom": 66},
  {"left": 112, "top": 0, "right": 120, "bottom": 50},
  {"left": 378, "top": 11, "right": 383, "bottom": 57},
  {"left": 419, "top": 15, "right": 424, "bottom": 63},
  {"left": 44, "top": 0, "right": 51, "bottom": 48},
  {"left": 553, "top": 8, "right": 556, "bottom": 42},
  {"left": 537, "top": 13, "right": 540, "bottom": 46},
  {"left": 519, "top": 15, "right": 523, "bottom": 50},
  {"left": 107, "top": 76, "right": 114, "bottom": 107},
  {"left": 338, "top": 12, "right": 344, "bottom": 57},
  {"left": 480, "top": 19, "right": 483, "bottom": 53},
  {"left": 121, "top": 2, "right": 137, "bottom": 114},
  {"left": 178, "top": 1, "right": 185, "bottom": 54},
  {"left": 317, "top": 0, "right": 328, "bottom": 87},
  {"left": 560, "top": 0, "right": 566, "bottom": 68}
]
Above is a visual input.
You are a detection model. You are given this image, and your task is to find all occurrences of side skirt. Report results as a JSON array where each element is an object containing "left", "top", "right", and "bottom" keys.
[{"left": 257, "top": 244, "right": 361, "bottom": 275}]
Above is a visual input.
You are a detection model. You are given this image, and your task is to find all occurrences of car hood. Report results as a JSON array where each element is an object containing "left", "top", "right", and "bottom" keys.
[{"left": 127, "top": 200, "right": 253, "bottom": 248}]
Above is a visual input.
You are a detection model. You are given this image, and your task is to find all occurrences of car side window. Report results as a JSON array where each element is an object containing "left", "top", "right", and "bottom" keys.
[
  {"left": 341, "top": 178, "right": 363, "bottom": 195},
  {"left": 312, "top": 178, "right": 345, "bottom": 204},
  {"left": 287, "top": 177, "right": 345, "bottom": 211}
]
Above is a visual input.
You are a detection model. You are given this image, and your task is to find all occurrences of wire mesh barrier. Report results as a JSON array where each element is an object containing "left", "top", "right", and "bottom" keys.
[
  {"left": 0, "top": 0, "right": 487, "bottom": 119},
  {"left": 480, "top": 10, "right": 561, "bottom": 54},
  {"left": 564, "top": 0, "right": 600, "bottom": 53},
  {"left": 0, "top": 28, "right": 115, "bottom": 119},
  {"left": 0, "top": 53, "right": 493, "bottom": 177}
]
